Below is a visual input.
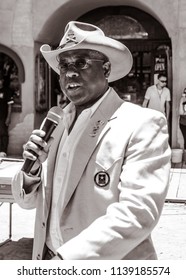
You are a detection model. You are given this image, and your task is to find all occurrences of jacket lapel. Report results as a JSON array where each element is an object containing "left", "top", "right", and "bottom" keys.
[
  {"left": 62, "top": 89, "right": 123, "bottom": 211},
  {"left": 45, "top": 119, "right": 66, "bottom": 209}
]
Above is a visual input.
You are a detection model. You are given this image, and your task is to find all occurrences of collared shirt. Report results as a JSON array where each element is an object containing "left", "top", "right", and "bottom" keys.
[
  {"left": 144, "top": 84, "right": 171, "bottom": 114},
  {"left": 46, "top": 88, "right": 110, "bottom": 253}
]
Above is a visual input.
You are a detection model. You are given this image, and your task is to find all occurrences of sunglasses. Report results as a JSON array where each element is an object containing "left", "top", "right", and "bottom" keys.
[
  {"left": 57, "top": 58, "right": 104, "bottom": 73},
  {"left": 159, "top": 79, "right": 167, "bottom": 83}
]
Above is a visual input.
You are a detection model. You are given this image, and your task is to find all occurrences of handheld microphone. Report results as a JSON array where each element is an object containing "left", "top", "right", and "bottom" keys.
[{"left": 21, "top": 106, "right": 63, "bottom": 174}]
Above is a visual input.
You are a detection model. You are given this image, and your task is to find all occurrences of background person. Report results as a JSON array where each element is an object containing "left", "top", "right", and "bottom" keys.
[
  {"left": 179, "top": 88, "right": 186, "bottom": 150},
  {"left": 142, "top": 73, "right": 171, "bottom": 121},
  {"left": 12, "top": 21, "right": 171, "bottom": 260},
  {"left": 0, "top": 74, "right": 14, "bottom": 157}
]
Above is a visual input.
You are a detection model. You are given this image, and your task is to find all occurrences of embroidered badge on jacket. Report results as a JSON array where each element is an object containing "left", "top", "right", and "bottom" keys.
[{"left": 94, "top": 171, "right": 110, "bottom": 187}]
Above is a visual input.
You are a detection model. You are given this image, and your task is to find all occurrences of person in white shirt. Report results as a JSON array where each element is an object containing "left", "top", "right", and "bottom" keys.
[
  {"left": 0, "top": 75, "right": 14, "bottom": 157},
  {"left": 179, "top": 88, "right": 186, "bottom": 150},
  {"left": 142, "top": 73, "right": 171, "bottom": 121},
  {"left": 12, "top": 21, "right": 171, "bottom": 260}
]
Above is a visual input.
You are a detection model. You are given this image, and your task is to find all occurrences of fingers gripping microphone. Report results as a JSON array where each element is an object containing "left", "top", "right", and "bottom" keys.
[{"left": 21, "top": 106, "right": 63, "bottom": 174}]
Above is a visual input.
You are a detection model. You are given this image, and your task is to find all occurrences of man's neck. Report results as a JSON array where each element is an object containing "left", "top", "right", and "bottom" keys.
[
  {"left": 75, "top": 86, "right": 109, "bottom": 118},
  {"left": 69, "top": 86, "right": 109, "bottom": 133},
  {"left": 75, "top": 96, "right": 101, "bottom": 117},
  {"left": 156, "top": 84, "right": 163, "bottom": 90},
  {"left": 68, "top": 99, "right": 98, "bottom": 134}
]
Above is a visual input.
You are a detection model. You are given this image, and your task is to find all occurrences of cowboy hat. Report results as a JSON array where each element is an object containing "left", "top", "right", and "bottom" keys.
[{"left": 40, "top": 21, "right": 133, "bottom": 82}]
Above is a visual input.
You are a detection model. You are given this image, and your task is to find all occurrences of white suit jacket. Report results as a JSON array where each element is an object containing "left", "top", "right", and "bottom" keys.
[{"left": 12, "top": 88, "right": 171, "bottom": 260}]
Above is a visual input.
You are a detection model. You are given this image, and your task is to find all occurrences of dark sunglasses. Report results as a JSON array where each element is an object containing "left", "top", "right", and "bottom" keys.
[
  {"left": 57, "top": 58, "right": 104, "bottom": 73},
  {"left": 159, "top": 79, "right": 167, "bottom": 83}
]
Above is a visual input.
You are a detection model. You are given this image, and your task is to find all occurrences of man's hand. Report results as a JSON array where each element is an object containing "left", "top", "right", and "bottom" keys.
[{"left": 23, "top": 129, "right": 53, "bottom": 172}]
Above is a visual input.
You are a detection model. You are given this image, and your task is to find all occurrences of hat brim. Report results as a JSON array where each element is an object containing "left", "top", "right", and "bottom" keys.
[{"left": 40, "top": 35, "right": 133, "bottom": 82}]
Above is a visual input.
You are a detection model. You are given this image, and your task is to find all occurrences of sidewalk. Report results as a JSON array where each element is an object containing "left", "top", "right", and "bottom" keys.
[
  {"left": 0, "top": 159, "right": 186, "bottom": 260},
  {"left": 166, "top": 161, "right": 186, "bottom": 203}
]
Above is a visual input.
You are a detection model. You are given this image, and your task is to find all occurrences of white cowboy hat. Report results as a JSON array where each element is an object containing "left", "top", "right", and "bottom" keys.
[{"left": 40, "top": 21, "right": 133, "bottom": 82}]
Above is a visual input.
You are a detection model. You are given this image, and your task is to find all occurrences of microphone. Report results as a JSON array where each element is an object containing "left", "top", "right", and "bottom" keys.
[{"left": 21, "top": 106, "right": 63, "bottom": 174}]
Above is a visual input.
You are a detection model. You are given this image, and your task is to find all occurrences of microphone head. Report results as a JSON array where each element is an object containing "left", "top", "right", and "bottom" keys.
[{"left": 47, "top": 106, "right": 63, "bottom": 124}]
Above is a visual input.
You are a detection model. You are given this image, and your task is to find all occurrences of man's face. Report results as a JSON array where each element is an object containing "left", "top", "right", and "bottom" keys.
[
  {"left": 58, "top": 50, "right": 110, "bottom": 107},
  {"left": 158, "top": 76, "right": 167, "bottom": 88}
]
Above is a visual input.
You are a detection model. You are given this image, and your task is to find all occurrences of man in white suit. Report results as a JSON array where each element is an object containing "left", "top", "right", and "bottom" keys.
[{"left": 12, "top": 21, "right": 171, "bottom": 260}]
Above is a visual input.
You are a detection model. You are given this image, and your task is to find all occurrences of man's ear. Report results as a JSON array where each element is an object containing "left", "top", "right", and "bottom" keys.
[{"left": 102, "top": 61, "right": 111, "bottom": 78}]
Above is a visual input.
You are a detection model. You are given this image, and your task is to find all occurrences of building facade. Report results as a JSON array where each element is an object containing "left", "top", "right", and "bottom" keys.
[{"left": 0, "top": 0, "right": 186, "bottom": 156}]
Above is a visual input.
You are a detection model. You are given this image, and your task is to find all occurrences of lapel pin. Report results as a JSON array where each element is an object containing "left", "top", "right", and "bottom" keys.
[{"left": 89, "top": 120, "right": 105, "bottom": 137}]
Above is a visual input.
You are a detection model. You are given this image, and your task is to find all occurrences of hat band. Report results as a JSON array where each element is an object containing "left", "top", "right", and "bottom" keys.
[{"left": 57, "top": 36, "right": 79, "bottom": 50}]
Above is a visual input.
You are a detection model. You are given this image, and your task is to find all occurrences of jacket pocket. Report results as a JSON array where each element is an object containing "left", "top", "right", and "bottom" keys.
[{"left": 95, "top": 157, "right": 122, "bottom": 171}]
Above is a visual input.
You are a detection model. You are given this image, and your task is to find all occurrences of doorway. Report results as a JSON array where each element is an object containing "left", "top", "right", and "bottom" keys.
[
  {"left": 35, "top": 5, "right": 172, "bottom": 121},
  {"left": 78, "top": 6, "right": 172, "bottom": 105}
]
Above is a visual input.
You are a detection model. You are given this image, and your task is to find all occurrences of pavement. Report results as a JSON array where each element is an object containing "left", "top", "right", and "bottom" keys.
[{"left": 0, "top": 159, "right": 186, "bottom": 260}]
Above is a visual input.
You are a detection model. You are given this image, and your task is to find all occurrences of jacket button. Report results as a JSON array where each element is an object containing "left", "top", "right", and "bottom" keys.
[
  {"left": 42, "top": 222, "right": 45, "bottom": 228},
  {"left": 37, "top": 254, "right": 41, "bottom": 260}
]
